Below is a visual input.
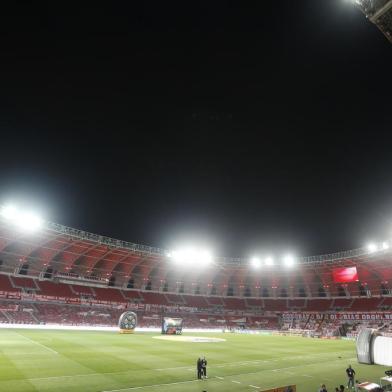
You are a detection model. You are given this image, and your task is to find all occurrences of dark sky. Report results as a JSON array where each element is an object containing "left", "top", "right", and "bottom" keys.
[{"left": 0, "top": 1, "right": 391, "bottom": 258}]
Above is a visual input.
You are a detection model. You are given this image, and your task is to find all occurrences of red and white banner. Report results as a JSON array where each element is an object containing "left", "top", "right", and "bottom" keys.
[{"left": 283, "top": 312, "right": 392, "bottom": 320}]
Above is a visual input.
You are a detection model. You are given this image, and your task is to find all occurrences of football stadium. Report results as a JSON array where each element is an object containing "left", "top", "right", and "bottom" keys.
[
  {"left": 1, "top": 1, "right": 392, "bottom": 392},
  {"left": 1, "top": 205, "right": 392, "bottom": 392}
]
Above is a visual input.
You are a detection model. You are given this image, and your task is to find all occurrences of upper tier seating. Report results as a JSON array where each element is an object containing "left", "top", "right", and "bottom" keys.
[
  {"left": 332, "top": 298, "right": 353, "bottom": 309},
  {"left": 122, "top": 290, "right": 142, "bottom": 300},
  {"left": 288, "top": 299, "right": 306, "bottom": 308},
  {"left": 306, "top": 299, "right": 332, "bottom": 311},
  {"left": 0, "top": 275, "right": 19, "bottom": 292},
  {"left": 37, "top": 281, "right": 75, "bottom": 297},
  {"left": 182, "top": 295, "right": 209, "bottom": 308},
  {"left": 93, "top": 287, "right": 125, "bottom": 302},
  {"left": 223, "top": 297, "right": 247, "bottom": 310},
  {"left": 165, "top": 293, "right": 185, "bottom": 304},
  {"left": 246, "top": 298, "right": 263, "bottom": 307},
  {"left": 380, "top": 297, "right": 392, "bottom": 308},
  {"left": 206, "top": 296, "right": 224, "bottom": 306},
  {"left": 141, "top": 291, "right": 169, "bottom": 305},
  {"left": 263, "top": 299, "right": 288, "bottom": 311},
  {"left": 71, "top": 284, "right": 95, "bottom": 296},
  {"left": 350, "top": 297, "right": 382, "bottom": 311},
  {"left": 11, "top": 276, "right": 39, "bottom": 290}
]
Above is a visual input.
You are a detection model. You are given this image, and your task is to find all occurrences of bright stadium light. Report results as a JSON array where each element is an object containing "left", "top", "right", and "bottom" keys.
[
  {"left": 251, "top": 257, "right": 261, "bottom": 269},
  {"left": 0, "top": 204, "right": 18, "bottom": 220},
  {"left": 0, "top": 204, "right": 43, "bottom": 232},
  {"left": 382, "top": 242, "right": 389, "bottom": 250},
  {"left": 15, "top": 211, "right": 43, "bottom": 232},
  {"left": 283, "top": 254, "right": 295, "bottom": 267},
  {"left": 169, "top": 247, "right": 212, "bottom": 266},
  {"left": 367, "top": 243, "right": 378, "bottom": 253},
  {"left": 199, "top": 249, "right": 213, "bottom": 265},
  {"left": 265, "top": 256, "right": 274, "bottom": 266}
]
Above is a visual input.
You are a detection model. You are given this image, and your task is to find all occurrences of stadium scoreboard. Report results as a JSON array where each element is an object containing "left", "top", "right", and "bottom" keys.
[{"left": 161, "top": 317, "right": 183, "bottom": 335}]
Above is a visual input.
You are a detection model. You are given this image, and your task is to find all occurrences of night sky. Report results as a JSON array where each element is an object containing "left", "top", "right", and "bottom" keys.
[{"left": 0, "top": 1, "right": 391, "bottom": 258}]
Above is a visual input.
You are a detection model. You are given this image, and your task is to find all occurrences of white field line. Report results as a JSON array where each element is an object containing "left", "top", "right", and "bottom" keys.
[
  {"left": 302, "top": 375, "right": 313, "bottom": 378},
  {"left": 232, "top": 380, "right": 241, "bottom": 384},
  {"left": 249, "top": 385, "right": 260, "bottom": 389},
  {"left": 14, "top": 332, "right": 58, "bottom": 355},
  {"left": 215, "top": 376, "right": 224, "bottom": 380}
]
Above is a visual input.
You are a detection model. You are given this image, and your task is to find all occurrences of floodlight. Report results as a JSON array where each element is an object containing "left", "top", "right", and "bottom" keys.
[
  {"left": 382, "top": 242, "right": 389, "bottom": 250},
  {"left": 283, "top": 254, "right": 295, "bottom": 267},
  {"left": 0, "top": 205, "right": 18, "bottom": 220},
  {"left": 15, "top": 212, "right": 43, "bottom": 232},
  {"left": 265, "top": 256, "right": 274, "bottom": 266},
  {"left": 367, "top": 243, "right": 378, "bottom": 253},
  {"left": 0, "top": 204, "right": 43, "bottom": 232},
  {"left": 199, "top": 249, "right": 213, "bottom": 265},
  {"left": 169, "top": 247, "right": 212, "bottom": 265},
  {"left": 251, "top": 257, "right": 261, "bottom": 269}
]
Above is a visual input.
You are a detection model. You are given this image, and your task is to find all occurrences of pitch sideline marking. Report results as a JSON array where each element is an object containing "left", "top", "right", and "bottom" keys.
[
  {"left": 14, "top": 331, "right": 59, "bottom": 355},
  {"left": 249, "top": 385, "right": 260, "bottom": 389},
  {"left": 232, "top": 380, "right": 241, "bottom": 384}
]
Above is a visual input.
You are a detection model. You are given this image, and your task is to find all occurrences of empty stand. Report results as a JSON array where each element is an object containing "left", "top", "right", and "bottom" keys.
[
  {"left": 380, "top": 297, "right": 392, "bottom": 309},
  {"left": 206, "top": 296, "right": 224, "bottom": 306},
  {"left": 306, "top": 299, "right": 332, "bottom": 311},
  {"left": 37, "top": 280, "right": 75, "bottom": 298},
  {"left": 0, "top": 275, "right": 19, "bottom": 292},
  {"left": 350, "top": 297, "right": 382, "bottom": 311},
  {"left": 223, "top": 297, "right": 247, "bottom": 310},
  {"left": 122, "top": 290, "right": 142, "bottom": 300},
  {"left": 11, "top": 276, "right": 39, "bottom": 290},
  {"left": 182, "top": 295, "right": 208, "bottom": 308},
  {"left": 141, "top": 291, "right": 169, "bottom": 305},
  {"left": 332, "top": 298, "right": 353, "bottom": 309},
  {"left": 165, "top": 293, "right": 185, "bottom": 304},
  {"left": 245, "top": 298, "right": 263, "bottom": 307},
  {"left": 71, "top": 284, "right": 95, "bottom": 296},
  {"left": 263, "top": 299, "right": 288, "bottom": 311},
  {"left": 288, "top": 299, "right": 306, "bottom": 308},
  {"left": 93, "top": 287, "right": 125, "bottom": 302}
]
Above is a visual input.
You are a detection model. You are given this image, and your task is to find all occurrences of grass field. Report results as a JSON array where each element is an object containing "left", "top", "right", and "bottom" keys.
[{"left": 0, "top": 329, "right": 388, "bottom": 392}]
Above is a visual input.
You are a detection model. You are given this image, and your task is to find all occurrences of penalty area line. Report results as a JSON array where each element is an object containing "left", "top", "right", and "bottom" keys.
[{"left": 14, "top": 331, "right": 58, "bottom": 355}]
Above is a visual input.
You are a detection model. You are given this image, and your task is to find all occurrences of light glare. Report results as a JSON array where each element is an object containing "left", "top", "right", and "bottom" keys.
[
  {"left": 0, "top": 205, "right": 43, "bottom": 232},
  {"left": 169, "top": 247, "right": 212, "bottom": 266},
  {"left": 283, "top": 254, "right": 295, "bottom": 267},
  {"left": 367, "top": 243, "right": 377, "bottom": 253},
  {"left": 0, "top": 205, "right": 18, "bottom": 220},
  {"left": 15, "top": 212, "right": 43, "bottom": 232},
  {"left": 251, "top": 257, "right": 261, "bottom": 268},
  {"left": 382, "top": 242, "right": 389, "bottom": 250},
  {"left": 265, "top": 256, "right": 274, "bottom": 266}
]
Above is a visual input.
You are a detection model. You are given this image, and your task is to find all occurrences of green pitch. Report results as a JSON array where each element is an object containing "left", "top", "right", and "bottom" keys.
[{"left": 0, "top": 329, "right": 388, "bottom": 391}]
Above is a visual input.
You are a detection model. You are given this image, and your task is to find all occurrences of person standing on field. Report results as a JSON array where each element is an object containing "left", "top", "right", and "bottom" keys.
[
  {"left": 346, "top": 365, "right": 356, "bottom": 389},
  {"left": 197, "top": 357, "right": 202, "bottom": 379},
  {"left": 201, "top": 356, "right": 207, "bottom": 379}
]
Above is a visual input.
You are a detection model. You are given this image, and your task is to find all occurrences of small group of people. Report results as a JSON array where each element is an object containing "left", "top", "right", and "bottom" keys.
[
  {"left": 197, "top": 356, "right": 207, "bottom": 379},
  {"left": 319, "top": 365, "right": 358, "bottom": 392}
]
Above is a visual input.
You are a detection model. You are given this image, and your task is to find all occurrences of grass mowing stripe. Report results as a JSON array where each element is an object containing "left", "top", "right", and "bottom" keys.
[
  {"left": 13, "top": 354, "right": 356, "bottom": 383},
  {"left": 13, "top": 331, "right": 59, "bottom": 355}
]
